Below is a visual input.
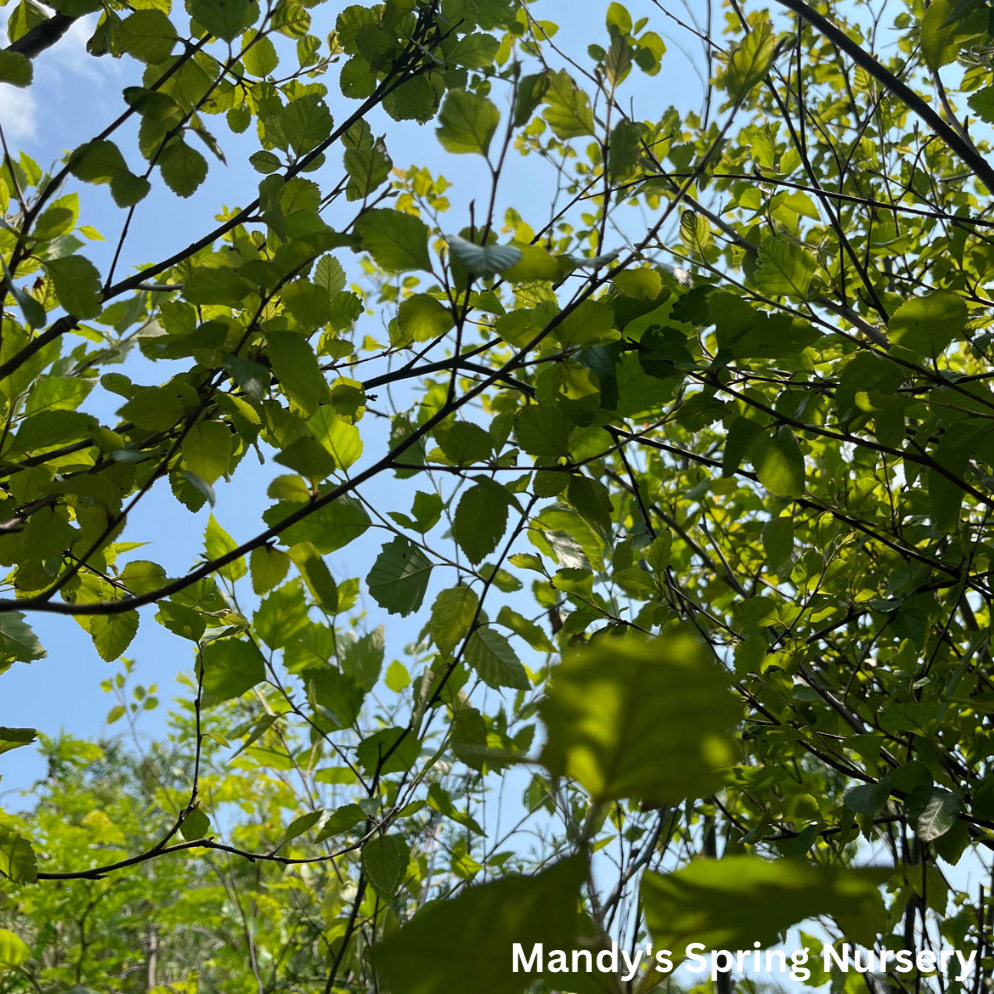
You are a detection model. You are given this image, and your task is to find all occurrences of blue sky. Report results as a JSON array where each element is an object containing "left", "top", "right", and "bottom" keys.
[{"left": 0, "top": 0, "right": 713, "bottom": 797}]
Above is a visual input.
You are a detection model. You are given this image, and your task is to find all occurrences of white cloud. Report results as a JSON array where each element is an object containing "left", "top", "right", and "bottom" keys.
[
  {"left": 0, "top": 85, "right": 38, "bottom": 142},
  {"left": 51, "top": 15, "right": 111, "bottom": 81}
]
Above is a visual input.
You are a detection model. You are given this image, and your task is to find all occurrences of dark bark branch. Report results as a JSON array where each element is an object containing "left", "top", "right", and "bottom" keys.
[
  {"left": 6, "top": 13, "right": 77, "bottom": 59},
  {"left": 774, "top": 0, "right": 994, "bottom": 192},
  {"left": 35, "top": 834, "right": 366, "bottom": 881}
]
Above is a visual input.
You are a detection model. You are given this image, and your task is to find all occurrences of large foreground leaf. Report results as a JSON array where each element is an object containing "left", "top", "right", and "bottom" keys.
[
  {"left": 540, "top": 633, "right": 738, "bottom": 802},
  {"left": 642, "top": 857, "right": 891, "bottom": 950},
  {"left": 373, "top": 856, "right": 587, "bottom": 994}
]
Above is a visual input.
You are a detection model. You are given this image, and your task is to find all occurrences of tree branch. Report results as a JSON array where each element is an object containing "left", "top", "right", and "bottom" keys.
[
  {"left": 6, "top": 13, "right": 77, "bottom": 59},
  {"left": 774, "top": 0, "right": 994, "bottom": 192}
]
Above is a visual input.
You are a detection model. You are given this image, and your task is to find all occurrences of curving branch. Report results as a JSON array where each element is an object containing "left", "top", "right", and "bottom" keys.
[{"left": 5, "top": 12, "right": 77, "bottom": 60}]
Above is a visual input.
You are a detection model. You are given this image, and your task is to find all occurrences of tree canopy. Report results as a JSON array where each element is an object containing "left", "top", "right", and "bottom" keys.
[{"left": 1, "top": 0, "right": 994, "bottom": 991}]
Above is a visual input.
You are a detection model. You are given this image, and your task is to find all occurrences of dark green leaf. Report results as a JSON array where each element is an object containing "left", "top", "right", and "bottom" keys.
[
  {"left": 452, "top": 478, "right": 510, "bottom": 564},
  {"left": 436, "top": 89, "right": 500, "bottom": 156},
  {"left": 362, "top": 833, "right": 409, "bottom": 898},
  {"left": 373, "top": 857, "right": 587, "bottom": 994},
  {"left": 366, "top": 537, "right": 433, "bottom": 616},
  {"left": 465, "top": 627, "right": 528, "bottom": 690},
  {"left": 200, "top": 638, "right": 266, "bottom": 707},
  {"left": 354, "top": 209, "right": 432, "bottom": 273}
]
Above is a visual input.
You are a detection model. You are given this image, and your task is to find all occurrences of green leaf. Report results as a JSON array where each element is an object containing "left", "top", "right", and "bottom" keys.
[
  {"left": 118, "top": 9, "right": 176, "bottom": 62},
  {"left": 366, "top": 537, "right": 433, "bottom": 616},
  {"left": 272, "top": 0, "right": 309, "bottom": 37},
  {"left": 540, "top": 632, "right": 738, "bottom": 802},
  {"left": 411, "top": 491, "right": 444, "bottom": 532},
  {"left": 449, "top": 31, "right": 500, "bottom": 69},
  {"left": 159, "top": 139, "right": 209, "bottom": 198},
  {"left": 383, "top": 72, "right": 445, "bottom": 124},
  {"left": 384, "top": 660, "right": 409, "bottom": 692},
  {"left": 888, "top": 291, "right": 966, "bottom": 357},
  {"left": 752, "top": 238, "right": 816, "bottom": 299},
  {"left": 373, "top": 856, "right": 587, "bottom": 994},
  {"left": 341, "top": 625, "right": 384, "bottom": 692},
  {"left": 968, "top": 85, "right": 994, "bottom": 124},
  {"left": 0, "top": 612, "right": 46, "bottom": 663},
  {"left": 642, "top": 857, "right": 891, "bottom": 952},
  {"left": 608, "top": 120, "right": 644, "bottom": 179},
  {"left": 752, "top": 426, "right": 805, "bottom": 499},
  {"left": 446, "top": 234, "right": 522, "bottom": 277},
  {"left": 721, "top": 19, "right": 779, "bottom": 102},
  {"left": 111, "top": 171, "right": 151, "bottom": 208},
  {"left": 428, "top": 780, "right": 485, "bottom": 832},
  {"left": 436, "top": 89, "right": 500, "bottom": 155},
  {"left": 189, "top": 0, "right": 249, "bottom": 40},
  {"left": 200, "top": 638, "right": 266, "bottom": 707},
  {"left": 515, "top": 404, "right": 571, "bottom": 458},
  {"left": 179, "top": 808, "right": 210, "bottom": 841},
  {"left": 281, "top": 809, "right": 323, "bottom": 846},
  {"left": 542, "top": 69, "right": 595, "bottom": 139},
  {"left": 513, "top": 72, "right": 550, "bottom": 127},
  {"left": 288, "top": 542, "right": 339, "bottom": 612},
  {"left": 496, "top": 605, "right": 554, "bottom": 653},
  {"left": 0, "top": 829, "right": 37, "bottom": 884},
  {"left": 118, "top": 561, "right": 167, "bottom": 597},
  {"left": 0, "top": 727, "right": 36, "bottom": 756},
  {"left": 710, "top": 293, "right": 820, "bottom": 359},
  {"left": 343, "top": 120, "right": 392, "bottom": 202},
  {"left": 255, "top": 578, "right": 309, "bottom": 649},
  {"left": 430, "top": 585, "right": 479, "bottom": 656},
  {"left": 435, "top": 421, "right": 491, "bottom": 465},
  {"left": 69, "top": 140, "right": 129, "bottom": 185},
  {"left": 920, "top": 0, "right": 977, "bottom": 70},
  {"left": 275, "top": 435, "right": 334, "bottom": 488},
  {"left": 565, "top": 476, "right": 612, "bottom": 531},
  {"left": 0, "top": 50, "right": 32, "bottom": 87},
  {"left": 302, "top": 666, "right": 364, "bottom": 729},
  {"left": 242, "top": 31, "right": 279, "bottom": 76},
  {"left": 502, "top": 244, "right": 560, "bottom": 282},
  {"left": 45, "top": 255, "right": 102, "bottom": 319},
  {"left": 264, "top": 494, "right": 370, "bottom": 554},
  {"left": 182, "top": 421, "right": 231, "bottom": 484},
  {"left": 357, "top": 726, "right": 418, "bottom": 775},
  {"left": 843, "top": 776, "right": 891, "bottom": 815},
  {"left": 90, "top": 611, "right": 139, "bottom": 662},
  {"left": 314, "top": 255, "right": 347, "bottom": 295},
  {"left": 266, "top": 331, "right": 326, "bottom": 416},
  {"left": 362, "top": 833, "right": 409, "bottom": 898},
  {"left": 605, "top": 35, "right": 633, "bottom": 86},
  {"left": 250, "top": 545, "right": 290, "bottom": 595},
  {"left": 0, "top": 928, "right": 31, "bottom": 969},
  {"left": 184, "top": 267, "right": 253, "bottom": 307},
  {"left": 465, "top": 627, "right": 528, "bottom": 690},
  {"left": 606, "top": 1, "right": 632, "bottom": 34},
  {"left": 204, "top": 513, "right": 246, "bottom": 581},
  {"left": 906, "top": 785, "right": 963, "bottom": 842},
  {"left": 282, "top": 93, "right": 333, "bottom": 155},
  {"left": 0, "top": 258, "right": 45, "bottom": 327},
  {"left": 396, "top": 294, "right": 455, "bottom": 344},
  {"left": 155, "top": 600, "right": 206, "bottom": 642},
  {"left": 250, "top": 150, "right": 281, "bottom": 174},
  {"left": 761, "top": 515, "right": 793, "bottom": 570},
  {"left": 313, "top": 803, "right": 365, "bottom": 841},
  {"left": 354, "top": 208, "right": 432, "bottom": 273},
  {"left": 307, "top": 407, "right": 362, "bottom": 470},
  {"left": 452, "top": 478, "right": 510, "bottom": 564}
]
